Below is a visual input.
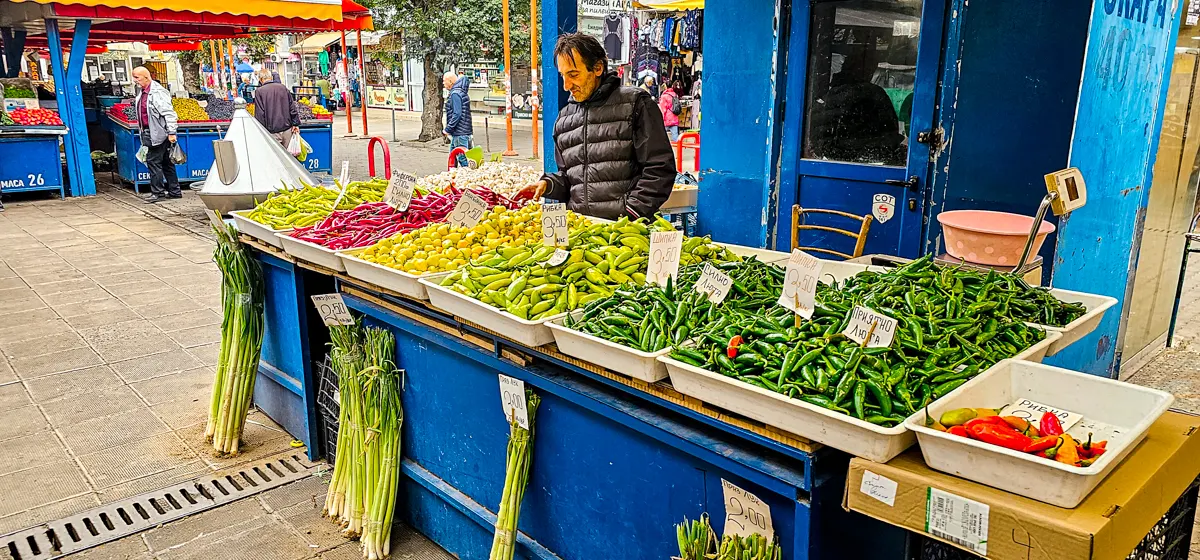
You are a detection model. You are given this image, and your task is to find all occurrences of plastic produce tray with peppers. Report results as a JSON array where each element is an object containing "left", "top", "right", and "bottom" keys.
[{"left": 246, "top": 180, "right": 387, "bottom": 229}]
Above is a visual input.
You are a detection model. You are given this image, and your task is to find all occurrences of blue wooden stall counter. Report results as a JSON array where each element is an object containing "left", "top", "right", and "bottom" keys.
[{"left": 0, "top": 131, "right": 67, "bottom": 198}]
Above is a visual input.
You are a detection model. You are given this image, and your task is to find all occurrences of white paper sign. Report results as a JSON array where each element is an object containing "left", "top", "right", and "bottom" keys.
[
  {"left": 843, "top": 306, "right": 898, "bottom": 348},
  {"left": 449, "top": 191, "right": 488, "bottom": 228},
  {"left": 721, "top": 479, "right": 773, "bottom": 539},
  {"left": 926, "top": 488, "right": 989, "bottom": 556},
  {"left": 1067, "top": 417, "right": 1126, "bottom": 447},
  {"left": 540, "top": 202, "right": 569, "bottom": 247},
  {"left": 498, "top": 374, "right": 529, "bottom": 429},
  {"left": 339, "top": 160, "right": 350, "bottom": 187},
  {"left": 311, "top": 293, "right": 355, "bottom": 326},
  {"left": 647, "top": 230, "right": 683, "bottom": 286},
  {"left": 998, "top": 399, "right": 1084, "bottom": 433},
  {"left": 385, "top": 169, "right": 418, "bottom": 211},
  {"left": 547, "top": 248, "right": 570, "bottom": 267},
  {"left": 860, "top": 471, "right": 898, "bottom": 507},
  {"left": 872, "top": 193, "right": 896, "bottom": 224},
  {"left": 777, "top": 250, "right": 824, "bottom": 319},
  {"left": 694, "top": 263, "right": 733, "bottom": 304}
]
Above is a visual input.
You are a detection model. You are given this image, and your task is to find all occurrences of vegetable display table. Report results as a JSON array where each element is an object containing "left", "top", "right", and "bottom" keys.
[
  {"left": 240, "top": 238, "right": 909, "bottom": 560},
  {"left": 102, "top": 114, "right": 334, "bottom": 193},
  {"left": 0, "top": 126, "right": 67, "bottom": 198}
]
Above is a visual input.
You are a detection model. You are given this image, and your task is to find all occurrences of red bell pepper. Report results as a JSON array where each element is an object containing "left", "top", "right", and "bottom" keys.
[{"left": 1039, "top": 411, "right": 1064, "bottom": 436}]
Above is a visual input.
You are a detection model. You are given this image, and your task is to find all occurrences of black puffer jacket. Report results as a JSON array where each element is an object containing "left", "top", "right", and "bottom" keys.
[{"left": 542, "top": 73, "right": 676, "bottom": 220}]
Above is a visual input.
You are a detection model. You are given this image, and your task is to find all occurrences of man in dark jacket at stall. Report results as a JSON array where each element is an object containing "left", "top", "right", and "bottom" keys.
[
  {"left": 253, "top": 68, "right": 300, "bottom": 148},
  {"left": 443, "top": 72, "right": 473, "bottom": 168},
  {"left": 518, "top": 33, "right": 675, "bottom": 220}
]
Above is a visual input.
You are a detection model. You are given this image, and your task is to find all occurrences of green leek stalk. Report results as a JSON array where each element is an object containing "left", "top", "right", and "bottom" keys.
[
  {"left": 717, "top": 533, "right": 781, "bottom": 560},
  {"left": 676, "top": 514, "right": 716, "bottom": 560},
  {"left": 205, "top": 214, "right": 265, "bottom": 455},
  {"left": 489, "top": 389, "right": 541, "bottom": 560}
]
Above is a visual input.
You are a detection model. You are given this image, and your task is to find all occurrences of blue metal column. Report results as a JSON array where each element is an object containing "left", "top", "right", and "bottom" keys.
[
  {"left": 694, "top": 0, "right": 786, "bottom": 248},
  {"left": 46, "top": 19, "right": 95, "bottom": 197},
  {"left": 539, "top": 0, "right": 577, "bottom": 173},
  {"left": 1049, "top": 0, "right": 1182, "bottom": 376}
]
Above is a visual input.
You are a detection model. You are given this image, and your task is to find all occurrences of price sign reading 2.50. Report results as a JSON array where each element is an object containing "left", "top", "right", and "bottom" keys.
[
  {"left": 311, "top": 293, "right": 355, "bottom": 326},
  {"left": 777, "top": 249, "right": 824, "bottom": 320},
  {"left": 647, "top": 230, "right": 683, "bottom": 287},
  {"left": 540, "top": 202, "right": 568, "bottom": 247},
  {"left": 721, "top": 479, "right": 774, "bottom": 539}
]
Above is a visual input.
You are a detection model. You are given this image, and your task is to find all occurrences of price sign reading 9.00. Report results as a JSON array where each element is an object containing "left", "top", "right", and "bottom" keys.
[
  {"left": 448, "top": 191, "right": 488, "bottom": 228},
  {"left": 540, "top": 202, "right": 569, "bottom": 247},
  {"left": 647, "top": 230, "right": 683, "bottom": 287},
  {"left": 694, "top": 262, "right": 733, "bottom": 304},
  {"left": 777, "top": 249, "right": 824, "bottom": 319}
]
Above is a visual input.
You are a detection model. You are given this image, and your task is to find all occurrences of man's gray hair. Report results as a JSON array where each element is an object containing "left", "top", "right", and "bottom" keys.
[
  {"left": 443, "top": 71, "right": 458, "bottom": 82},
  {"left": 257, "top": 68, "right": 274, "bottom": 83}
]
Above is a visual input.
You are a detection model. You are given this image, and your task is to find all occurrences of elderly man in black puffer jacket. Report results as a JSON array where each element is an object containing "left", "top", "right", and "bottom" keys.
[{"left": 520, "top": 33, "right": 676, "bottom": 220}]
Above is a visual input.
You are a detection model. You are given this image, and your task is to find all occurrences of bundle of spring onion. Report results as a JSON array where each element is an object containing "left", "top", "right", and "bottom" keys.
[
  {"left": 676, "top": 514, "right": 716, "bottom": 559},
  {"left": 489, "top": 389, "right": 541, "bottom": 560},
  {"left": 717, "top": 533, "right": 781, "bottom": 560},
  {"left": 206, "top": 214, "right": 266, "bottom": 455},
  {"left": 322, "top": 323, "right": 404, "bottom": 560}
]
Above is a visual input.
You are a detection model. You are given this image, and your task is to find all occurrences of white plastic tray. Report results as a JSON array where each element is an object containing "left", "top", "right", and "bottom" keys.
[
  {"left": 1039, "top": 288, "right": 1118, "bottom": 356},
  {"left": 338, "top": 249, "right": 433, "bottom": 300},
  {"left": 276, "top": 233, "right": 346, "bottom": 272},
  {"left": 659, "top": 355, "right": 917, "bottom": 462},
  {"left": 229, "top": 210, "right": 292, "bottom": 248},
  {"left": 715, "top": 243, "right": 791, "bottom": 264},
  {"left": 1011, "top": 329, "right": 1062, "bottom": 363},
  {"left": 419, "top": 273, "right": 566, "bottom": 347},
  {"left": 906, "top": 359, "right": 1172, "bottom": 508},
  {"left": 546, "top": 311, "right": 673, "bottom": 382}
]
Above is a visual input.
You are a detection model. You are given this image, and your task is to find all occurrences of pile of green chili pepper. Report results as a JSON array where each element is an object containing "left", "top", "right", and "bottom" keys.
[{"left": 668, "top": 255, "right": 1051, "bottom": 427}]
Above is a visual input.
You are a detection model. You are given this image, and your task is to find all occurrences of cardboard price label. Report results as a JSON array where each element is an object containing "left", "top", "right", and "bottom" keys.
[
  {"left": 721, "top": 479, "right": 774, "bottom": 539},
  {"left": 311, "top": 293, "right": 355, "bottom": 326},
  {"left": 498, "top": 374, "right": 529, "bottom": 429},
  {"left": 385, "top": 169, "right": 418, "bottom": 211},
  {"left": 540, "top": 202, "right": 569, "bottom": 247},
  {"left": 842, "top": 306, "right": 898, "bottom": 348},
  {"left": 647, "top": 230, "right": 683, "bottom": 286},
  {"left": 694, "top": 263, "right": 733, "bottom": 304},
  {"left": 448, "top": 191, "right": 488, "bottom": 228},
  {"left": 777, "top": 250, "right": 824, "bottom": 319}
]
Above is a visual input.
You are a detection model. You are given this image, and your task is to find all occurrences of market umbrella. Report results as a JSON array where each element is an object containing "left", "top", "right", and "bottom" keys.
[{"left": 236, "top": 62, "right": 255, "bottom": 74}]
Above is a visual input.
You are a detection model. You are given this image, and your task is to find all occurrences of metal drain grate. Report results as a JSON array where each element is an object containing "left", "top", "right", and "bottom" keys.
[{"left": 2, "top": 453, "right": 316, "bottom": 560}]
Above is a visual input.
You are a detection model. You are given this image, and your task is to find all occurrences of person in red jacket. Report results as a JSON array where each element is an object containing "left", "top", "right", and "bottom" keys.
[{"left": 658, "top": 81, "right": 682, "bottom": 141}]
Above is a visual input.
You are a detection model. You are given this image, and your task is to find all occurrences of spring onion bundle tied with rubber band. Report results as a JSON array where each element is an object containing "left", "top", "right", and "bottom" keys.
[
  {"left": 323, "top": 323, "right": 404, "bottom": 559},
  {"left": 206, "top": 215, "right": 266, "bottom": 455},
  {"left": 489, "top": 389, "right": 541, "bottom": 560}
]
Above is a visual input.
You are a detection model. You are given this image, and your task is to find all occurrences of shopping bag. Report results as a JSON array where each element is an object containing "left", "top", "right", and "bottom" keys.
[
  {"left": 286, "top": 133, "right": 302, "bottom": 157},
  {"left": 297, "top": 136, "right": 312, "bottom": 162},
  {"left": 135, "top": 145, "right": 149, "bottom": 163},
  {"left": 169, "top": 142, "right": 187, "bottom": 165}
]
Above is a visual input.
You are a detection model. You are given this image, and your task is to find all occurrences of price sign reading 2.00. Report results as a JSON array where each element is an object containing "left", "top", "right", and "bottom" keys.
[
  {"left": 448, "top": 191, "right": 488, "bottom": 228},
  {"left": 647, "top": 230, "right": 683, "bottom": 287},
  {"left": 540, "top": 202, "right": 568, "bottom": 247},
  {"left": 497, "top": 374, "right": 529, "bottom": 429},
  {"left": 721, "top": 479, "right": 774, "bottom": 539}
]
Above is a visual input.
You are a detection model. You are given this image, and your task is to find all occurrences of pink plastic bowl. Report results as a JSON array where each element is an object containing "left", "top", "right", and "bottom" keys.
[{"left": 937, "top": 210, "right": 1056, "bottom": 266}]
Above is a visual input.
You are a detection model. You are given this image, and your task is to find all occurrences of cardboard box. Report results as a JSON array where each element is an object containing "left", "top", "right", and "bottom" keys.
[{"left": 844, "top": 411, "right": 1200, "bottom": 560}]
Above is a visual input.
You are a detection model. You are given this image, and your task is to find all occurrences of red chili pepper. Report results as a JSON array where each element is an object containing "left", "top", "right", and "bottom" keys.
[
  {"left": 947, "top": 425, "right": 969, "bottom": 437},
  {"left": 1039, "top": 412, "right": 1064, "bottom": 436},
  {"left": 1022, "top": 435, "right": 1058, "bottom": 454},
  {"left": 726, "top": 336, "right": 743, "bottom": 358},
  {"left": 966, "top": 423, "right": 1032, "bottom": 451},
  {"left": 962, "top": 416, "right": 1009, "bottom": 431}
]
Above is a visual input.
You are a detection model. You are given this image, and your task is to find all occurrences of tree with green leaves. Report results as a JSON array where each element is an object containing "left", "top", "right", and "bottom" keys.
[{"left": 362, "top": 0, "right": 532, "bottom": 141}]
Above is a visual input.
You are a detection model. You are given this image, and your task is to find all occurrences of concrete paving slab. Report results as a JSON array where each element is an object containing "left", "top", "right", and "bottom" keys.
[
  {"left": 104, "top": 279, "right": 174, "bottom": 298},
  {"left": 0, "top": 431, "right": 72, "bottom": 477},
  {"left": 151, "top": 397, "right": 210, "bottom": 431},
  {"left": 0, "top": 295, "right": 48, "bottom": 315},
  {"left": 10, "top": 346, "right": 104, "bottom": 379},
  {"left": 171, "top": 282, "right": 222, "bottom": 300},
  {"left": 18, "top": 266, "right": 82, "bottom": 283},
  {"left": 149, "top": 263, "right": 215, "bottom": 279},
  {"left": 149, "top": 309, "right": 221, "bottom": 333},
  {"left": 40, "top": 286, "right": 114, "bottom": 307},
  {"left": 159, "top": 516, "right": 314, "bottom": 560},
  {"left": 0, "top": 492, "right": 99, "bottom": 536},
  {"left": 66, "top": 534, "right": 152, "bottom": 560},
  {"left": 59, "top": 407, "right": 174, "bottom": 456},
  {"left": 130, "top": 367, "right": 213, "bottom": 406},
  {"left": 257, "top": 476, "right": 330, "bottom": 513},
  {"left": 142, "top": 497, "right": 270, "bottom": 553},
  {"left": 53, "top": 296, "right": 131, "bottom": 318},
  {"left": 130, "top": 297, "right": 205, "bottom": 319},
  {"left": 78, "top": 432, "right": 200, "bottom": 489},
  {"left": 2, "top": 307, "right": 59, "bottom": 326},
  {"left": 177, "top": 416, "right": 292, "bottom": 470},
  {"left": 110, "top": 348, "right": 205, "bottom": 383},
  {"left": 277, "top": 499, "right": 346, "bottom": 551},
  {"left": 186, "top": 341, "right": 220, "bottom": 367},
  {"left": 1, "top": 331, "right": 88, "bottom": 360},
  {"left": 0, "top": 404, "right": 49, "bottom": 443},
  {"left": 23, "top": 365, "right": 124, "bottom": 403},
  {"left": 93, "top": 459, "right": 208, "bottom": 503},
  {"left": 167, "top": 324, "right": 222, "bottom": 349},
  {"left": 64, "top": 307, "right": 143, "bottom": 330},
  {"left": 81, "top": 319, "right": 175, "bottom": 363},
  {"left": 117, "top": 287, "right": 190, "bottom": 309},
  {"left": 80, "top": 263, "right": 144, "bottom": 278},
  {"left": 0, "top": 382, "right": 31, "bottom": 409},
  {"left": 40, "top": 387, "right": 145, "bottom": 427},
  {"left": 138, "top": 256, "right": 199, "bottom": 271},
  {"left": 31, "top": 277, "right": 101, "bottom": 296},
  {"left": 0, "top": 360, "right": 14, "bottom": 384},
  {"left": 93, "top": 271, "right": 159, "bottom": 288},
  {"left": 0, "top": 318, "right": 74, "bottom": 345},
  {"left": 0, "top": 461, "right": 93, "bottom": 517},
  {"left": 0, "top": 277, "right": 28, "bottom": 290}
]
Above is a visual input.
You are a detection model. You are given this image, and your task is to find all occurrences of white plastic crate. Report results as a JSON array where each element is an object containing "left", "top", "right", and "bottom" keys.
[
  {"left": 229, "top": 210, "right": 292, "bottom": 248},
  {"left": 546, "top": 312, "right": 673, "bottom": 382},
  {"left": 1039, "top": 288, "right": 1118, "bottom": 356},
  {"left": 906, "top": 359, "right": 1173, "bottom": 508},
  {"left": 419, "top": 273, "right": 565, "bottom": 347},
  {"left": 338, "top": 249, "right": 433, "bottom": 300},
  {"left": 277, "top": 233, "right": 346, "bottom": 272}
]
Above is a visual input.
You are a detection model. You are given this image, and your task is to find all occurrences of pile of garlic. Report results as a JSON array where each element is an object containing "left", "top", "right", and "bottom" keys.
[{"left": 415, "top": 162, "right": 542, "bottom": 198}]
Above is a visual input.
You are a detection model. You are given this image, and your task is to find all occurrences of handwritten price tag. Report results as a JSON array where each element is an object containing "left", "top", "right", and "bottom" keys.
[
  {"left": 338, "top": 160, "right": 350, "bottom": 188},
  {"left": 842, "top": 306, "right": 898, "bottom": 348},
  {"left": 721, "top": 479, "right": 774, "bottom": 539},
  {"left": 385, "top": 169, "right": 418, "bottom": 211},
  {"left": 547, "top": 248, "right": 570, "bottom": 267},
  {"left": 694, "top": 263, "right": 733, "bottom": 304},
  {"left": 777, "top": 250, "right": 824, "bottom": 319},
  {"left": 311, "top": 293, "right": 355, "bottom": 326},
  {"left": 647, "top": 230, "right": 683, "bottom": 287},
  {"left": 449, "top": 191, "right": 488, "bottom": 228},
  {"left": 540, "top": 202, "right": 569, "bottom": 247},
  {"left": 498, "top": 374, "right": 529, "bottom": 429}
]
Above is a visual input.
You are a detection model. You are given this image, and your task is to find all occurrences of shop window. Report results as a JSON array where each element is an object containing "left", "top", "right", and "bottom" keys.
[{"left": 802, "top": 0, "right": 922, "bottom": 166}]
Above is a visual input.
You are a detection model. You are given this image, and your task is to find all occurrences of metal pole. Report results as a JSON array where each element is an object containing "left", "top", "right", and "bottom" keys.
[
  {"left": 485, "top": 116, "right": 491, "bottom": 152},
  {"left": 391, "top": 107, "right": 397, "bottom": 142},
  {"left": 341, "top": 31, "right": 354, "bottom": 135},
  {"left": 530, "top": 0, "right": 539, "bottom": 160},
  {"left": 357, "top": 29, "right": 368, "bottom": 136},
  {"left": 502, "top": 0, "right": 518, "bottom": 156}
]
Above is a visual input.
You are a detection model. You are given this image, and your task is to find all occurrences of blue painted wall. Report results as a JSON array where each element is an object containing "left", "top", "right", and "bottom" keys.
[
  {"left": 694, "top": 0, "right": 783, "bottom": 248},
  {"left": 1050, "top": 0, "right": 1182, "bottom": 376},
  {"left": 540, "top": 0, "right": 578, "bottom": 174}
]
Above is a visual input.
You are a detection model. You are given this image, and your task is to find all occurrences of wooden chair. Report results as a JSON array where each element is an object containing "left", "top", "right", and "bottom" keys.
[{"left": 791, "top": 205, "right": 873, "bottom": 260}]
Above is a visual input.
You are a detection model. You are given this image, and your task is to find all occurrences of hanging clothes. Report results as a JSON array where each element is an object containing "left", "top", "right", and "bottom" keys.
[
  {"left": 604, "top": 14, "right": 624, "bottom": 62},
  {"left": 661, "top": 18, "right": 675, "bottom": 52},
  {"left": 318, "top": 51, "right": 330, "bottom": 76}
]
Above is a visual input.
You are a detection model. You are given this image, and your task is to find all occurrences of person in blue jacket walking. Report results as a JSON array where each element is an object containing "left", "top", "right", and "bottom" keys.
[{"left": 443, "top": 72, "right": 473, "bottom": 168}]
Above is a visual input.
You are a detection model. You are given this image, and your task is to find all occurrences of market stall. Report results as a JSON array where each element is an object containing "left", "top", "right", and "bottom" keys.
[{"left": 0, "top": 78, "right": 68, "bottom": 198}]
